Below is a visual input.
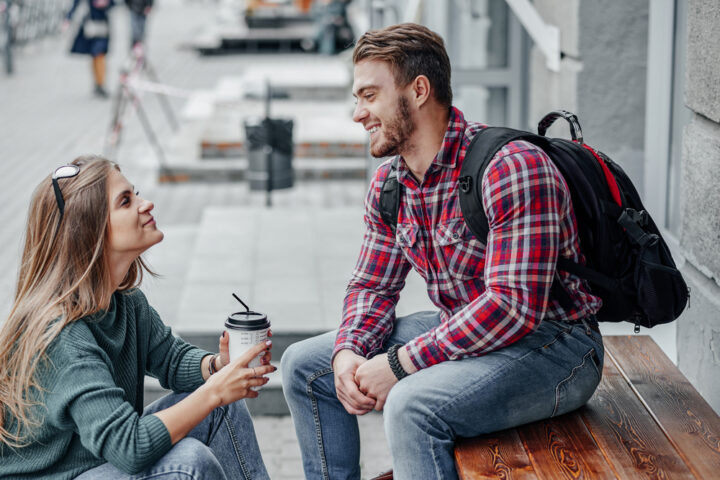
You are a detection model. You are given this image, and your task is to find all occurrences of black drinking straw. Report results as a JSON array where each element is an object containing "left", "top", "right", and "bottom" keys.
[{"left": 232, "top": 293, "right": 250, "bottom": 312}]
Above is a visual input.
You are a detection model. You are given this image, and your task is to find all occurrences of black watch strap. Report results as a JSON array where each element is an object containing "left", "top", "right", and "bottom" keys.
[{"left": 387, "top": 344, "right": 410, "bottom": 380}]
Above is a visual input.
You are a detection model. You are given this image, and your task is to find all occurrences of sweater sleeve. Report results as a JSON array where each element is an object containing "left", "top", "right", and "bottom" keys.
[
  {"left": 135, "top": 292, "right": 210, "bottom": 391},
  {"left": 44, "top": 354, "right": 172, "bottom": 474}
]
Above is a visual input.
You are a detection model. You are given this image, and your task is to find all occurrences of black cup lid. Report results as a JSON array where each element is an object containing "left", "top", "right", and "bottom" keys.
[{"left": 225, "top": 311, "right": 270, "bottom": 331}]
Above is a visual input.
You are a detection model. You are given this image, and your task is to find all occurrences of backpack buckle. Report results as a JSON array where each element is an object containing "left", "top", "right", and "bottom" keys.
[
  {"left": 624, "top": 208, "right": 649, "bottom": 227},
  {"left": 458, "top": 176, "right": 473, "bottom": 193},
  {"left": 619, "top": 209, "right": 657, "bottom": 247}
]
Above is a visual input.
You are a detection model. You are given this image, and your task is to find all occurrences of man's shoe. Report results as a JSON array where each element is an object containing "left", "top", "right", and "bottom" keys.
[{"left": 370, "top": 470, "right": 393, "bottom": 480}]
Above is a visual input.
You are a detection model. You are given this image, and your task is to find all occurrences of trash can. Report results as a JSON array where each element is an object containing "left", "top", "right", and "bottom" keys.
[{"left": 245, "top": 117, "right": 294, "bottom": 191}]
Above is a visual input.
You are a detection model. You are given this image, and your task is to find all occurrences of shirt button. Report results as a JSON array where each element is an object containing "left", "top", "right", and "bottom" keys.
[{"left": 453, "top": 233, "right": 459, "bottom": 239}]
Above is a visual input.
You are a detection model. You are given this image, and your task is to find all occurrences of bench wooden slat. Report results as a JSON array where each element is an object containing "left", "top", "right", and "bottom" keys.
[
  {"left": 604, "top": 336, "right": 720, "bottom": 480},
  {"left": 455, "top": 429, "right": 537, "bottom": 479},
  {"left": 517, "top": 410, "right": 615, "bottom": 479},
  {"left": 580, "top": 345, "right": 695, "bottom": 479}
]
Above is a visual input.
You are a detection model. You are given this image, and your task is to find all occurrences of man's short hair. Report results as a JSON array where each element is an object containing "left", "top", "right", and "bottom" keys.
[{"left": 353, "top": 23, "right": 452, "bottom": 108}]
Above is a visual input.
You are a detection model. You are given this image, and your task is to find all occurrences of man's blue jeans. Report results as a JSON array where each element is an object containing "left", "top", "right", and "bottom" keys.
[
  {"left": 281, "top": 311, "right": 604, "bottom": 480},
  {"left": 75, "top": 392, "right": 270, "bottom": 480}
]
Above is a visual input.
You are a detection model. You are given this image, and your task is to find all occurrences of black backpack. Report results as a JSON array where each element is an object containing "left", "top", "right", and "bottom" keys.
[{"left": 379, "top": 110, "right": 689, "bottom": 331}]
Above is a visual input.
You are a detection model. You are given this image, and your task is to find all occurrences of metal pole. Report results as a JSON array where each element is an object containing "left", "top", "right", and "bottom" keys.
[
  {"left": 265, "top": 80, "right": 272, "bottom": 207},
  {"left": 144, "top": 59, "right": 179, "bottom": 131},
  {"left": 2, "top": 0, "right": 13, "bottom": 75},
  {"left": 125, "top": 85, "right": 174, "bottom": 182}
]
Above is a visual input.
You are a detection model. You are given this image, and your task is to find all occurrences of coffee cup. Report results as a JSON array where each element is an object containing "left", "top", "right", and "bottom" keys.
[
  {"left": 225, "top": 295, "right": 271, "bottom": 390},
  {"left": 225, "top": 310, "right": 271, "bottom": 369}
]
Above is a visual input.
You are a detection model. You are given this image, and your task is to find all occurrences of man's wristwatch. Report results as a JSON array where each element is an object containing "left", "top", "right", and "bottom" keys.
[{"left": 387, "top": 344, "right": 410, "bottom": 380}]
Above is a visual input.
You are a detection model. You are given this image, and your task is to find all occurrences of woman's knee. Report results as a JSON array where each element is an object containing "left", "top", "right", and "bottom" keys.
[
  {"left": 165, "top": 438, "right": 226, "bottom": 478},
  {"left": 221, "top": 398, "right": 254, "bottom": 430}
]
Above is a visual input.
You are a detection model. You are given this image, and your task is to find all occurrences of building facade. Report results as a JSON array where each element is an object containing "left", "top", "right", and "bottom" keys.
[{"left": 363, "top": 0, "right": 720, "bottom": 413}]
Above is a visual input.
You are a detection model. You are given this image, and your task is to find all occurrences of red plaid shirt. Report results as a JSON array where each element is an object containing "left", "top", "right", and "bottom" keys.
[{"left": 335, "top": 107, "right": 602, "bottom": 370}]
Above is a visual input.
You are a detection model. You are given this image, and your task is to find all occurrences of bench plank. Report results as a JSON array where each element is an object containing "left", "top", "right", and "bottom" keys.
[
  {"left": 455, "top": 429, "right": 537, "bottom": 479},
  {"left": 604, "top": 336, "right": 720, "bottom": 480},
  {"left": 580, "top": 347, "right": 695, "bottom": 479},
  {"left": 454, "top": 336, "right": 720, "bottom": 479},
  {"left": 517, "top": 411, "right": 614, "bottom": 479}
]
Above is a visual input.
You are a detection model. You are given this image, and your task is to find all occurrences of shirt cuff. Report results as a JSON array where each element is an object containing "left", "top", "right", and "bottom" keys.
[
  {"left": 405, "top": 335, "right": 450, "bottom": 370},
  {"left": 177, "top": 348, "right": 212, "bottom": 390},
  {"left": 331, "top": 342, "right": 366, "bottom": 364},
  {"left": 143, "top": 413, "right": 173, "bottom": 456}
]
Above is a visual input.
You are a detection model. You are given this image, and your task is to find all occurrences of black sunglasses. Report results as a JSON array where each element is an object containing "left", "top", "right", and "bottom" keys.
[{"left": 52, "top": 164, "right": 81, "bottom": 223}]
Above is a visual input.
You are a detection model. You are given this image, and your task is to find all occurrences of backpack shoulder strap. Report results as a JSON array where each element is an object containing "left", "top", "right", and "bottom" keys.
[
  {"left": 379, "top": 157, "right": 401, "bottom": 233},
  {"left": 460, "top": 128, "right": 576, "bottom": 310},
  {"left": 459, "top": 127, "right": 547, "bottom": 243}
]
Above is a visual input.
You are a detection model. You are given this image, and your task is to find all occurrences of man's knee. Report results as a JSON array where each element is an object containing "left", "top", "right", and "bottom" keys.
[
  {"left": 281, "top": 333, "right": 333, "bottom": 384},
  {"left": 280, "top": 339, "right": 310, "bottom": 385},
  {"left": 384, "top": 381, "right": 431, "bottom": 432}
]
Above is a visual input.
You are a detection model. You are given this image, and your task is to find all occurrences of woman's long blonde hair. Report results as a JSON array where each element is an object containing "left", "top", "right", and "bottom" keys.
[{"left": 0, "top": 155, "right": 153, "bottom": 447}]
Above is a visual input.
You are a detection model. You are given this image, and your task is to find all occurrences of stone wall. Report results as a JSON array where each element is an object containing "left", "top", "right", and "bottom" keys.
[
  {"left": 677, "top": 0, "right": 720, "bottom": 413},
  {"left": 531, "top": 0, "right": 648, "bottom": 191}
]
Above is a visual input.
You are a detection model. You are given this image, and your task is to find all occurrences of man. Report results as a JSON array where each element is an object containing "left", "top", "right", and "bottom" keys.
[
  {"left": 282, "top": 23, "right": 604, "bottom": 480},
  {"left": 125, "top": 0, "right": 152, "bottom": 49}
]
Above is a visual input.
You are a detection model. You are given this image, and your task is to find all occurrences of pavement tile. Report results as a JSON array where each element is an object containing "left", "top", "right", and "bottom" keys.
[{"left": 1, "top": 3, "right": 391, "bottom": 478}]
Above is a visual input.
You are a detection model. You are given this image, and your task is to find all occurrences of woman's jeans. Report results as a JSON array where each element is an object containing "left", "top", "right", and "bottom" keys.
[
  {"left": 75, "top": 393, "right": 269, "bottom": 480},
  {"left": 281, "top": 311, "right": 604, "bottom": 480}
]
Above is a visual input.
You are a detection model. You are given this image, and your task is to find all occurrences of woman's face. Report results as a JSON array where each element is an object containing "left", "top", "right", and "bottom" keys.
[{"left": 105, "top": 169, "right": 164, "bottom": 260}]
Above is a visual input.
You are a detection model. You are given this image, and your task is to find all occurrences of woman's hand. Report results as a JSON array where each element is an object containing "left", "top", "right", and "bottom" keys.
[
  {"left": 154, "top": 336, "right": 275, "bottom": 444},
  {"left": 216, "top": 329, "right": 273, "bottom": 370},
  {"left": 202, "top": 340, "right": 275, "bottom": 407}
]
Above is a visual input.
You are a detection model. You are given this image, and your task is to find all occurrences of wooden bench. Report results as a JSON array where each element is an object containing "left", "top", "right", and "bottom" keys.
[{"left": 454, "top": 335, "right": 720, "bottom": 479}]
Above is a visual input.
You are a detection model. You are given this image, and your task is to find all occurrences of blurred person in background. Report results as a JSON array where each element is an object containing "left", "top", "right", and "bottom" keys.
[
  {"left": 65, "top": 0, "right": 114, "bottom": 98},
  {"left": 316, "top": 0, "right": 353, "bottom": 55},
  {"left": 126, "top": 0, "right": 152, "bottom": 51},
  {"left": 0, "top": 156, "right": 273, "bottom": 479}
]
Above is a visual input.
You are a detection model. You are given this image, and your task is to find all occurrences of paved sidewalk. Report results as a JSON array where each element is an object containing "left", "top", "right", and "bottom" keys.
[
  {"left": 141, "top": 206, "right": 434, "bottom": 478},
  {"left": 0, "top": 3, "right": 401, "bottom": 478},
  {"left": 257, "top": 412, "right": 394, "bottom": 480}
]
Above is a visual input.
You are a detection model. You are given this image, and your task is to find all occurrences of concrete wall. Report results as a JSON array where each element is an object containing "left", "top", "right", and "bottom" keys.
[
  {"left": 677, "top": 0, "right": 720, "bottom": 414},
  {"left": 531, "top": 0, "right": 649, "bottom": 192},
  {"left": 529, "top": 0, "right": 580, "bottom": 133}
]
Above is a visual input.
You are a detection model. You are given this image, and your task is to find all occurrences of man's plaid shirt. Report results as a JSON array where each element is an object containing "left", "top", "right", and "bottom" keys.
[{"left": 335, "top": 107, "right": 602, "bottom": 370}]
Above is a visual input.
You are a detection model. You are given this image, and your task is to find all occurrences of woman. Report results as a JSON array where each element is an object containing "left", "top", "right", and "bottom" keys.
[
  {"left": 66, "top": 0, "right": 114, "bottom": 97},
  {"left": 0, "top": 156, "right": 273, "bottom": 479}
]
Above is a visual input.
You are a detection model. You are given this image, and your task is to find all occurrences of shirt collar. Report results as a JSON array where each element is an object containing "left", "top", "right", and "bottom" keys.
[
  {"left": 395, "top": 106, "right": 467, "bottom": 183},
  {"left": 434, "top": 106, "right": 467, "bottom": 169}
]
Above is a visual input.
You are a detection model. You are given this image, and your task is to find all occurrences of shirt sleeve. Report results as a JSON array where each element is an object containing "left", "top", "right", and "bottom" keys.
[
  {"left": 333, "top": 166, "right": 413, "bottom": 360},
  {"left": 44, "top": 351, "right": 172, "bottom": 474},
  {"left": 139, "top": 294, "right": 209, "bottom": 391},
  {"left": 405, "top": 144, "right": 567, "bottom": 369}
]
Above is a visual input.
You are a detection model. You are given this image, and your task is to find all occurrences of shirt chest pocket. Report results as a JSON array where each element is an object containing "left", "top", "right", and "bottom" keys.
[
  {"left": 395, "top": 223, "right": 428, "bottom": 276},
  {"left": 434, "top": 219, "right": 486, "bottom": 281}
]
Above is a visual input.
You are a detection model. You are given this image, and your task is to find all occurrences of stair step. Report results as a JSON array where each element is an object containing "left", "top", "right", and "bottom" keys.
[
  {"left": 177, "top": 331, "right": 325, "bottom": 361},
  {"left": 200, "top": 141, "right": 367, "bottom": 159},
  {"left": 157, "top": 157, "right": 367, "bottom": 183}
]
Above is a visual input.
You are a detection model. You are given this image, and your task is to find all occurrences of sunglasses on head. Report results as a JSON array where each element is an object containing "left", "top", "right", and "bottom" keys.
[{"left": 52, "top": 164, "right": 81, "bottom": 223}]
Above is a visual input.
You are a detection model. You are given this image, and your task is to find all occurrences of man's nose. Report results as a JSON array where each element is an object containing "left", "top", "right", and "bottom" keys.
[{"left": 352, "top": 102, "right": 367, "bottom": 123}]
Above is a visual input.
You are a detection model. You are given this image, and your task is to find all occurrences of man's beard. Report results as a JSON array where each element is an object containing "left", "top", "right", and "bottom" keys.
[{"left": 370, "top": 96, "right": 416, "bottom": 158}]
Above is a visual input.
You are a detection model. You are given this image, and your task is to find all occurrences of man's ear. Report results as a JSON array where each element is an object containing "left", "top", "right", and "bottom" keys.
[{"left": 410, "top": 75, "right": 432, "bottom": 108}]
